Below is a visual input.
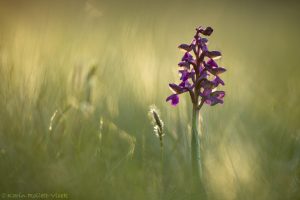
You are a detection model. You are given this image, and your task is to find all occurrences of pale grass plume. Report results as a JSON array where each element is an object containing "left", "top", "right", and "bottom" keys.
[
  {"left": 149, "top": 105, "right": 164, "bottom": 149},
  {"left": 68, "top": 63, "right": 98, "bottom": 116}
]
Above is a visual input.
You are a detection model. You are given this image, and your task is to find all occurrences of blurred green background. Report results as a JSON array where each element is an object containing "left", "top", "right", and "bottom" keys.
[{"left": 0, "top": 0, "right": 300, "bottom": 199}]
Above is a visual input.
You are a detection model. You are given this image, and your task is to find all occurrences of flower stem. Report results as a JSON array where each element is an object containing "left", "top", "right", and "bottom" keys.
[
  {"left": 191, "top": 105, "right": 207, "bottom": 199},
  {"left": 191, "top": 106, "right": 202, "bottom": 179}
]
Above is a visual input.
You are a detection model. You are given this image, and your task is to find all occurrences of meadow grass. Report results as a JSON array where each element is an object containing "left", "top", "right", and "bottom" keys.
[{"left": 0, "top": 1, "right": 300, "bottom": 200}]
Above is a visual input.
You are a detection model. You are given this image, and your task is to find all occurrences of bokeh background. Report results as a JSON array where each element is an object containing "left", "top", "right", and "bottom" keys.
[{"left": 0, "top": 0, "right": 300, "bottom": 199}]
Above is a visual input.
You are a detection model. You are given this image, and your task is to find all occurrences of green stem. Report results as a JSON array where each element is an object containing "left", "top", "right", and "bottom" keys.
[
  {"left": 191, "top": 105, "right": 207, "bottom": 199},
  {"left": 191, "top": 106, "right": 202, "bottom": 179}
]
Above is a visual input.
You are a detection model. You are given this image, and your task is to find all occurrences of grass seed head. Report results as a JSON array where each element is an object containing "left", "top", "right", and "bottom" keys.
[{"left": 149, "top": 105, "right": 164, "bottom": 138}]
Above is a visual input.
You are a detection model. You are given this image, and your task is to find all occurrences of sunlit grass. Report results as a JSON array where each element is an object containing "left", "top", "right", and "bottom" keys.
[{"left": 0, "top": 1, "right": 300, "bottom": 200}]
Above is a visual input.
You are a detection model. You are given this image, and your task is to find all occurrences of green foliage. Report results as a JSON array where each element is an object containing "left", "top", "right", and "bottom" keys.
[{"left": 0, "top": 1, "right": 300, "bottom": 200}]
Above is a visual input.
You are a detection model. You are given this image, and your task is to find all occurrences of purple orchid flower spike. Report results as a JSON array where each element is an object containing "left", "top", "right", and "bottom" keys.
[
  {"left": 166, "top": 26, "right": 228, "bottom": 194},
  {"left": 166, "top": 26, "right": 226, "bottom": 108}
]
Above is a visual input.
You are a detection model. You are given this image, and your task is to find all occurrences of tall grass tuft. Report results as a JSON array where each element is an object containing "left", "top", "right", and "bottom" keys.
[
  {"left": 149, "top": 105, "right": 164, "bottom": 153},
  {"left": 149, "top": 105, "right": 166, "bottom": 200}
]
